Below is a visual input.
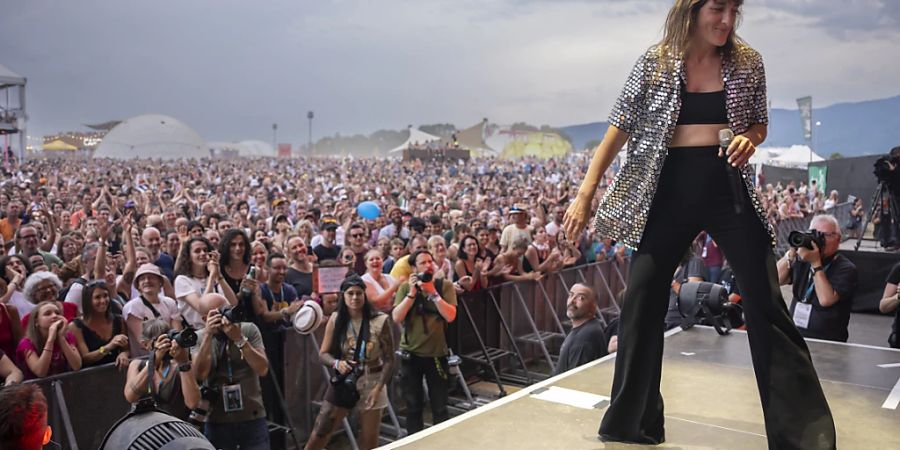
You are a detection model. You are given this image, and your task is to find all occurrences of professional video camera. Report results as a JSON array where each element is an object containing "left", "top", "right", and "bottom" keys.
[
  {"left": 874, "top": 148, "right": 900, "bottom": 184},
  {"left": 788, "top": 229, "right": 827, "bottom": 250}
]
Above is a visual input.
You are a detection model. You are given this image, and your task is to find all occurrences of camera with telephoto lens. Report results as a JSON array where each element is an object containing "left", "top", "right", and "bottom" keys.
[
  {"left": 331, "top": 362, "right": 363, "bottom": 388},
  {"left": 166, "top": 324, "right": 198, "bottom": 349},
  {"left": 219, "top": 304, "right": 245, "bottom": 324},
  {"left": 787, "top": 229, "right": 826, "bottom": 250}
]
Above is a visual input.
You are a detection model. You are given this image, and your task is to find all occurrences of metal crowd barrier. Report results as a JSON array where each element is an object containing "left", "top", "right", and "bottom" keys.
[{"left": 15, "top": 261, "right": 628, "bottom": 449}]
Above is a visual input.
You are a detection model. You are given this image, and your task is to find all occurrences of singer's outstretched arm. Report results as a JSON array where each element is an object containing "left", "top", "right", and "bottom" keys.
[{"left": 563, "top": 125, "right": 630, "bottom": 241}]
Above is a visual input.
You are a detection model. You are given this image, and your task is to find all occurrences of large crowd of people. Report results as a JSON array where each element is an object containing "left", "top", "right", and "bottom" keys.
[{"left": 0, "top": 154, "right": 876, "bottom": 448}]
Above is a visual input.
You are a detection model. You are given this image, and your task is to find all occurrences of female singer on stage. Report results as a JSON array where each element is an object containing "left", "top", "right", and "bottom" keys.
[{"left": 563, "top": 1, "right": 836, "bottom": 448}]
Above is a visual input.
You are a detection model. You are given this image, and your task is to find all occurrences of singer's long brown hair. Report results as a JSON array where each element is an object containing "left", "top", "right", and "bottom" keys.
[{"left": 657, "top": 0, "right": 746, "bottom": 71}]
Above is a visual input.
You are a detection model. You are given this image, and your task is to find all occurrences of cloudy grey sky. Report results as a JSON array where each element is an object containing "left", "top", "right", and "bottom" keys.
[{"left": 2, "top": 0, "right": 898, "bottom": 146}]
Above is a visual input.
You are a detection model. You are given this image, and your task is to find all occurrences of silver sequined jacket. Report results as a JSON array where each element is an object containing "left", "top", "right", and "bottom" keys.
[{"left": 593, "top": 44, "right": 776, "bottom": 249}]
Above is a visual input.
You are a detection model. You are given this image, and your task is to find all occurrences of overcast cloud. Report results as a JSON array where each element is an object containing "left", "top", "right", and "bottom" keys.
[{"left": 1, "top": 0, "right": 898, "bottom": 146}]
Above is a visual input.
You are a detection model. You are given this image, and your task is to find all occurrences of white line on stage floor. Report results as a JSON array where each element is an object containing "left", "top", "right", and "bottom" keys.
[
  {"left": 665, "top": 415, "right": 767, "bottom": 438},
  {"left": 881, "top": 377, "right": 900, "bottom": 410}
]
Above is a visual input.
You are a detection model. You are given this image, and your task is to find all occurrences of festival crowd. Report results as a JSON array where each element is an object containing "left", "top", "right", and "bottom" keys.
[{"left": 0, "top": 154, "right": 865, "bottom": 448}]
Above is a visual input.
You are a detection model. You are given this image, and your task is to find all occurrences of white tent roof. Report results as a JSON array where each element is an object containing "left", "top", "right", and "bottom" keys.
[
  {"left": 0, "top": 64, "right": 25, "bottom": 86},
  {"left": 389, "top": 128, "right": 442, "bottom": 153},
  {"left": 237, "top": 140, "right": 275, "bottom": 157},
  {"left": 753, "top": 145, "right": 824, "bottom": 168},
  {"left": 94, "top": 114, "right": 208, "bottom": 160}
]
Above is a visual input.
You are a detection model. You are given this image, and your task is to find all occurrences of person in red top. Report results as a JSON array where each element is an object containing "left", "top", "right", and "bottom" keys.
[{"left": 17, "top": 301, "right": 82, "bottom": 379}]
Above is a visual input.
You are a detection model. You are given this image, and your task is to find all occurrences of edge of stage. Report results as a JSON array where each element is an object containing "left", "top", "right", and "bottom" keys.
[{"left": 379, "top": 326, "right": 900, "bottom": 449}]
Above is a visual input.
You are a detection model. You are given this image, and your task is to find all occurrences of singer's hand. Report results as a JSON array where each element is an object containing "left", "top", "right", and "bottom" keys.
[{"left": 725, "top": 135, "right": 756, "bottom": 168}]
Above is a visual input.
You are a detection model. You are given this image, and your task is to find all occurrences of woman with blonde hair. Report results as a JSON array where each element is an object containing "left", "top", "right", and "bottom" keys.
[{"left": 564, "top": 1, "right": 835, "bottom": 447}]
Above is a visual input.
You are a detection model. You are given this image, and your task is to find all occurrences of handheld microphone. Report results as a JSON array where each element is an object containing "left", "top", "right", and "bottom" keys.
[{"left": 719, "top": 128, "right": 745, "bottom": 215}]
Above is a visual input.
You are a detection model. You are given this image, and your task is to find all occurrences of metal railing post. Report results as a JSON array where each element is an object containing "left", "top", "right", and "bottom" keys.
[{"left": 52, "top": 380, "right": 79, "bottom": 450}]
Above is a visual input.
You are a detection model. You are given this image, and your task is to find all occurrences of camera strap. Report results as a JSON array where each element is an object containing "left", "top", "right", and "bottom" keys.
[
  {"left": 348, "top": 317, "right": 369, "bottom": 363},
  {"left": 139, "top": 295, "right": 162, "bottom": 318}
]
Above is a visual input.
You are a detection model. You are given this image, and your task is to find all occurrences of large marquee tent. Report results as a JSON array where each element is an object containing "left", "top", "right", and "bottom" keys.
[{"left": 94, "top": 114, "right": 208, "bottom": 160}]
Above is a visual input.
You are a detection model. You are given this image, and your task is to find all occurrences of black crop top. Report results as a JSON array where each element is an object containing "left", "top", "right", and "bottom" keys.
[{"left": 676, "top": 86, "right": 727, "bottom": 125}]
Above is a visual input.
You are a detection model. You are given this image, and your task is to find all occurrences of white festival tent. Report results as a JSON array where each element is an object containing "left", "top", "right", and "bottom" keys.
[
  {"left": 389, "top": 128, "right": 442, "bottom": 153},
  {"left": 750, "top": 145, "right": 824, "bottom": 168},
  {"left": 94, "top": 114, "right": 209, "bottom": 160}
]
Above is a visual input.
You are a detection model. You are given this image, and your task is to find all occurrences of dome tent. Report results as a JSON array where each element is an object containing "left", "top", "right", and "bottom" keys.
[
  {"left": 94, "top": 114, "right": 208, "bottom": 160},
  {"left": 236, "top": 140, "right": 274, "bottom": 157}
]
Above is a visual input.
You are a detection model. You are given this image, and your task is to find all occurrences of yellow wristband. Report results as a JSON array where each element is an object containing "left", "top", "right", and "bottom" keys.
[{"left": 99, "top": 346, "right": 107, "bottom": 354}]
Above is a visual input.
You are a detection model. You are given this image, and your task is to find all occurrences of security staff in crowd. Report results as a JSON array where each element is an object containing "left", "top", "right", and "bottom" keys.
[
  {"left": 554, "top": 283, "right": 607, "bottom": 375},
  {"left": 777, "top": 214, "right": 858, "bottom": 342},
  {"left": 392, "top": 250, "right": 457, "bottom": 434}
]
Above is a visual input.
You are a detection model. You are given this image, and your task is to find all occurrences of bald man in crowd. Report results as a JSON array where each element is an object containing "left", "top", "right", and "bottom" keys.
[{"left": 554, "top": 283, "right": 608, "bottom": 375}]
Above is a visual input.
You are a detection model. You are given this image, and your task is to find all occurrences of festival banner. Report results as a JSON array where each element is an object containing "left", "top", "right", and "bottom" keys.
[{"left": 797, "top": 96, "right": 813, "bottom": 141}]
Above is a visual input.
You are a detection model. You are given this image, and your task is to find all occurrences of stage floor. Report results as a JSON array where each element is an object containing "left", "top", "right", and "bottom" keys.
[{"left": 380, "top": 326, "right": 900, "bottom": 449}]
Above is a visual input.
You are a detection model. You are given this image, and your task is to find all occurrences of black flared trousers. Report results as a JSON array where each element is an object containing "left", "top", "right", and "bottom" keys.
[{"left": 598, "top": 146, "right": 836, "bottom": 450}]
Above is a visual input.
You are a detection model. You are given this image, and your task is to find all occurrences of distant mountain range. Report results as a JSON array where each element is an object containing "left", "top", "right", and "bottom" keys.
[{"left": 558, "top": 94, "right": 900, "bottom": 157}]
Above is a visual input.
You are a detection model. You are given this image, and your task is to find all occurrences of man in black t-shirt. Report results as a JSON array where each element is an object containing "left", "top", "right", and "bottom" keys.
[
  {"left": 555, "top": 283, "right": 607, "bottom": 375},
  {"left": 312, "top": 222, "right": 341, "bottom": 263},
  {"left": 285, "top": 236, "right": 314, "bottom": 297},
  {"left": 777, "top": 215, "right": 858, "bottom": 342}
]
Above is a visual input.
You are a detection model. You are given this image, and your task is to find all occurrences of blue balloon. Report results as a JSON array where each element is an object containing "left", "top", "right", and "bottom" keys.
[{"left": 357, "top": 201, "right": 381, "bottom": 220}]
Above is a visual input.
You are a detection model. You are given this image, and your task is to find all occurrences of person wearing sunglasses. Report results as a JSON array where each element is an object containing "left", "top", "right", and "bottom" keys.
[
  {"left": 346, "top": 223, "right": 370, "bottom": 276},
  {"left": 777, "top": 214, "right": 858, "bottom": 342}
]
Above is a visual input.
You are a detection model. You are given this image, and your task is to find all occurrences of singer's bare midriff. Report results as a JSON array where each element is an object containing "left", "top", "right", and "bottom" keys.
[{"left": 669, "top": 123, "right": 730, "bottom": 148}]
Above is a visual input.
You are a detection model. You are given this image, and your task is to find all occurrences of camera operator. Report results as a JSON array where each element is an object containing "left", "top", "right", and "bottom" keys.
[
  {"left": 873, "top": 147, "right": 900, "bottom": 248},
  {"left": 874, "top": 146, "right": 900, "bottom": 188},
  {"left": 124, "top": 319, "right": 200, "bottom": 420},
  {"left": 777, "top": 215, "right": 858, "bottom": 342},
  {"left": 192, "top": 307, "right": 270, "bottom": 449},
  {"left": 878, "top": 261, "right": 900, "bottom": 348},
  {"left": 392, "top": 249, "right": 457, "bottom": 434}
]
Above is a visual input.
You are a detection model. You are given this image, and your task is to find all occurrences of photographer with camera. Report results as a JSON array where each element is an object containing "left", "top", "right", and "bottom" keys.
[
  {"left": 392, "top": 249, "right": 457, "bottom": 434},
  {"left": 191, "top": 305, "right": 269, "bottom": 449},
  {"left": 124, "top": 318, "right": 200, "bottom": 420},
  {"left": 305, "top": 274, "right": 394, "bottom": 450},
  {"left": 777, "top": 215, "right": 858, "bottom": 342}
]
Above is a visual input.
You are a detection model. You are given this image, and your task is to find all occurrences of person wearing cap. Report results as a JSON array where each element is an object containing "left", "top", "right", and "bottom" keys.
[
  {"left": 306, "top": 275, "right": 394, "bottom": 450},
  {"left": 378, "top": 207, "right": 410, "bottom": 242},
  {"left": 265, "top": 199, "right": 293, "bottom": 232},
  {"left": 313, "top": 220, "right": 342, "bottom": 263},
  {"left": 499, "top": 205, "right": 531, "bottom": 252},
  {"left": 122, "top": 263, "right": 183, "bottom": 356}
]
